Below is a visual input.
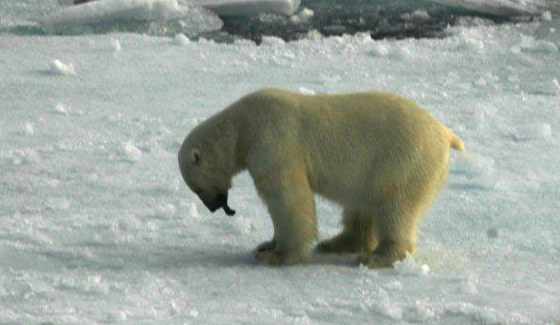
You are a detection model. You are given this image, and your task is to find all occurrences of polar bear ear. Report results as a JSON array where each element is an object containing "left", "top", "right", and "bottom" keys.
[{"left": 191, "top": 149, "right": 201, "bottom": 165}]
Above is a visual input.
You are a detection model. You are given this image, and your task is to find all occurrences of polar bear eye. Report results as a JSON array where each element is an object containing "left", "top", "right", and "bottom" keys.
[{"left": 191, "top": 149, "right": 201, "bottom": 166}]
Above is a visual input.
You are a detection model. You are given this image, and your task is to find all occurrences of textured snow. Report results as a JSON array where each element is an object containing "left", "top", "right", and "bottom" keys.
[{"left": 1, "top": 1, "right": 560, "bottom": 325}]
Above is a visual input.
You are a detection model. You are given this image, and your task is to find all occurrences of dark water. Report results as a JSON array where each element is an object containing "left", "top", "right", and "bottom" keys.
[
  {"left": 220, "top": 0, "right": 516, "bottom": 42},
  {"left": 0, "top": 0, "right": 536, "bottom": 42}
]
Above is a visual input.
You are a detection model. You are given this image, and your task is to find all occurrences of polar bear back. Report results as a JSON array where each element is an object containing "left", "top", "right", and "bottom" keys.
[{"left": 229, "top": 88, "right": 452, "bottom": 207}]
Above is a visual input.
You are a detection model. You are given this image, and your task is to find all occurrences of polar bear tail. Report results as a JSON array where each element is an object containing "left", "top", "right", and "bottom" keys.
[{"left": 448, "top": 128, "right": 465, "bottom": 151}]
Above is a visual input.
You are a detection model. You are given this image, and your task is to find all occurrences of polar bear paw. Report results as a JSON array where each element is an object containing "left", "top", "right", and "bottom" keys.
[
  {"left": 256, "top": 240, "right": 276, "bottom": 253},
  {"left": 357, "top": 254, "right": 398, "bottom": 268},
  {"left": 255, "top": 249, "right": 285, "bottom": 266},
  {"left": 254, "top": 241, "right": 310, "bottom": 266}
]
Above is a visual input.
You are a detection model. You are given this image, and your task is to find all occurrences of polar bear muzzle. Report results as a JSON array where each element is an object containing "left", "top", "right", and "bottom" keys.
[{"left": 200, "top": 191, "right": 236, "bottom": 216}]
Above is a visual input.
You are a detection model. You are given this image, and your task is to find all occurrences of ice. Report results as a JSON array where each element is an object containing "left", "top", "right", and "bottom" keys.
[
  {"left": 122, "top": 141, "right": 143, "bottom": 161},
  {"left": 289, "top": 7, "right": 314, "bottom": 24},
  {"left": 430, "top": 0, "right": 551, "bottom": 16},
  {"left": 167, "top": 5, "right": 223, "bottom": 37},
  {"left": 38, "top": 0, "right": 224, "bottom": 37},
  {"left": 48, "top": 59, "right": 76, "bottom": 76},
  {"left": 401, "top": 10, "right": 431, "bottom": 22},
  {"left": 39, "top": 0, "right": 189, "bottom": 28},
  {"left": 198, "top": 0, "right": 301, "bottom": 17},
  {"left": 261, "top": 35, "right": 285, "bottom": 46},
  {"left": 1, "top": 2, "right": 560, "bottom": 324},
  {"left": 173, "top": 32, "right": 191, "bottom": 45}
]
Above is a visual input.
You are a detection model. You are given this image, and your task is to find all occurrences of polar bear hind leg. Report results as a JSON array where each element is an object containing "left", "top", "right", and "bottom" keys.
[
  {"left": 359, "top": 163, "right": 450, "bottom": 268},
  {"left": 316, "top": 210, "right": 377, "bottom": 254}
]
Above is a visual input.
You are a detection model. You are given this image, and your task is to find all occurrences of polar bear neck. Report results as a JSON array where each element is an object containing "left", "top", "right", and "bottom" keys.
[{"left": 205, "top": 107, "right": 247, "bottom": 178}]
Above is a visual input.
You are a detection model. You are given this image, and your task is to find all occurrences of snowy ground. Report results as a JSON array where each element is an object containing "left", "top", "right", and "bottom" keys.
[{"left": 1, "top": 2, "right": 560, "bottom": 324}]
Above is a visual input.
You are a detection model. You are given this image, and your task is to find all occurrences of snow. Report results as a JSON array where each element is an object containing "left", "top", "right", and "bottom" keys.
[
  {"left": 1, "top": 1, "right": 560, "bottom": 324},
  {"left": 111, "top": 38, "right": 122, "bottom": 51},
  {"left": 49, "top": 59, "right": 77, "bottom": 76},
  {"left": 392, "top": 255, "right": 431, "bottom": 276},
  {"left": 172, "top": 32, "right": 190, "bottom": 45},
  {"left": 289, "top": 7, "right": 314, "bottom": 24}
]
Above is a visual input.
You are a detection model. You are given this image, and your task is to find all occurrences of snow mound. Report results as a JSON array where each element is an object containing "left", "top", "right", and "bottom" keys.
[
  {"left": 554, "top": 79, "right": 560, "bottom": 95},
  {"left": 188, "top": 202, "right": 201, "bottom": 219},
  {"left": 54, "top": 103, "right": 70, "bottom": 115},
  {"left": 111, "top": 38, "right": 122, "bottom": 52},
  {"left": 514, "top": 35, "right": 559, "bottom": 53},
  {"left": 298, "top": 87, "right": 316, "bottom": 95},
  {"left": 49, "top": 59, "right": 76, "bottom": 76},
  {"left": 9, "top": 148, "right": 42, "bottom": 165},
  {"left": 22, "top": 122, "right": 34, "bottom": 136},
  {"left": 453, "top": 152, "right": 496, "bottom": 183},
  {"left": 261, "top": 35, "right": 285, "bottom": 46},
  {"left": 173, "top": 33, "right": 190, "bottom": 45},
  {"left": 289, "top": 7, "right": 314, "bottom": 24},
  {"left": 370, "top": 42, "right": 391, "bottom": 57},
  {"left": 45, "top": 197, "right": 71, "bottom": 210},
  {"left": 401, "top": 10, "right": 431, "bottom": 22},
  {"left": 406, "top": 301, "right": 437, "bottom": 321},
  {"left": 122, "top": 141, "right": 143, "bottom": 162},
  {"left": 511, "top": 123, "right": 552, "bottom": 141},
  {"left": 393, "top": 254, "right": 430, "bottom": 276}
]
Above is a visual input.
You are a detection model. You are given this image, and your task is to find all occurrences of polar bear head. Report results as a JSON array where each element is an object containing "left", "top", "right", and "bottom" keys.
[{"left": 178, "top": 121, "right": 236, "bottom": 216}]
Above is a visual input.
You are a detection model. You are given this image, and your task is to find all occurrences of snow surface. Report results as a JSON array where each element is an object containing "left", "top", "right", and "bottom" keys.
[{"left": 1, "top": 2, "right": 560, "bottom": 325}]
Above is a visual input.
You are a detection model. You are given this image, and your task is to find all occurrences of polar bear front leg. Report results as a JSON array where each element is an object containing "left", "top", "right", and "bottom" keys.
[{"left": 253, "top": 167, "right": 317, "bottom": 266}]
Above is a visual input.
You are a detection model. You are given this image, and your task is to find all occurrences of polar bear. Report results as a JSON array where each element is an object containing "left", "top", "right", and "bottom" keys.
[{"left": 178, "top": 88, "right": 464, "bottom": 268}]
